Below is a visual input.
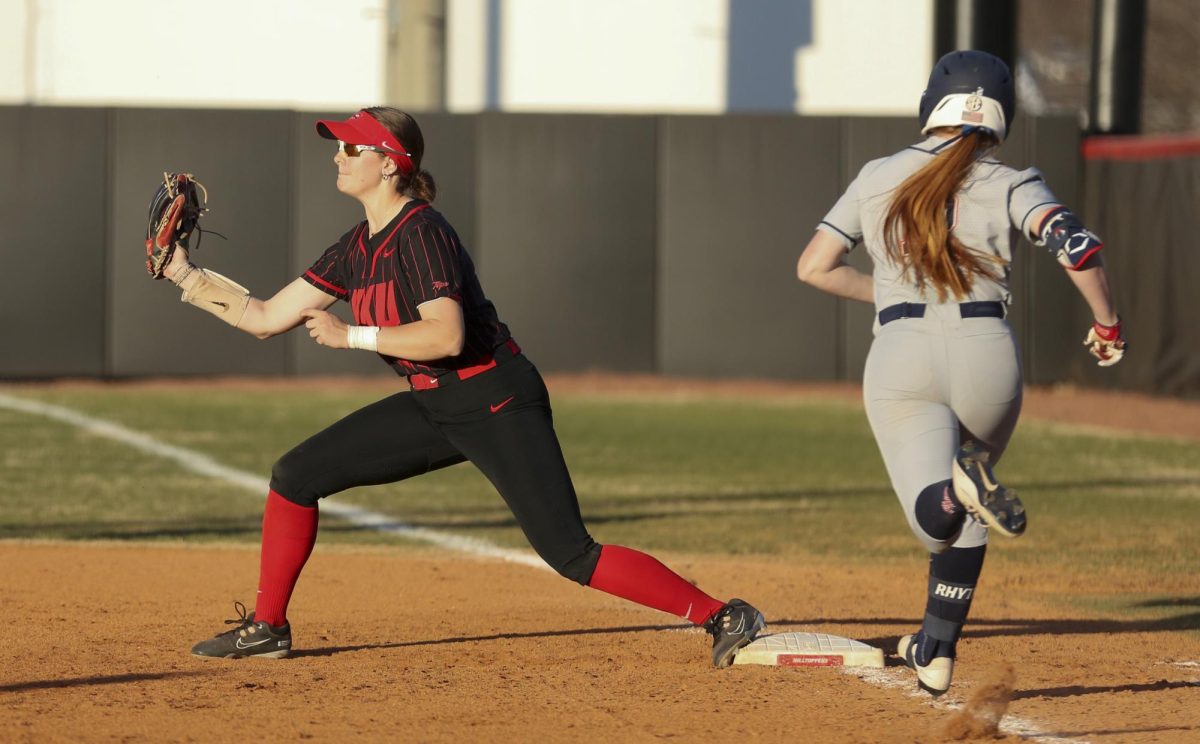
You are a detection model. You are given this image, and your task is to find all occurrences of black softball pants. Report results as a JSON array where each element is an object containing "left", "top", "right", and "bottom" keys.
[{"left": 269, "top": 355, "right": 603, "bottom": 584}]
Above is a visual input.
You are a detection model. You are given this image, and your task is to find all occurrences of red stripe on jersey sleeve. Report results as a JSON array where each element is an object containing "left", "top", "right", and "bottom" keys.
[
  {"left": 417, "top": 225, "right": 460, "bottom": 299},
  {"left": 430, "top": 227, "right": 455, "bottom": 285},
  {"left": 421, "top": 227, "right": 444, "bottom": 283},
  {"left": 404, "top": 232, "right": 430, "bottom": 302},
  {"left": 304, "top": 270, "right": 347, "bottom": 296}
]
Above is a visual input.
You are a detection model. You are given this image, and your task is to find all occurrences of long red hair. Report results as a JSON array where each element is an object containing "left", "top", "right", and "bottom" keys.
[{"left": 882, "top": 129, "right": 1007, "bottom": 301}]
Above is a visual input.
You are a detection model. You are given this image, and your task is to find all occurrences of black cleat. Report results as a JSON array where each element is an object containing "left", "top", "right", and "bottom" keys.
[
  {"left": 952, "top": 441, "right": 1027, "bottom": 537},
  {"left": 191, "top": 602, "right": 292, "bottom": 659},
  {"left": 705, "top": 598, "right": 766, "bottom": 668}
]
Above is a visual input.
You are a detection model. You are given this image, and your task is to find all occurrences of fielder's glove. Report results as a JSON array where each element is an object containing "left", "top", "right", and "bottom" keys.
[
  {"left": 1083, "top": 317, "right": 1127, "bottom": 367},
  {"left": 145, "top": 172, "right": 210, "bottom": 279}
]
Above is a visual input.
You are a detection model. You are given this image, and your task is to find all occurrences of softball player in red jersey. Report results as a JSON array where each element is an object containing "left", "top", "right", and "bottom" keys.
[
  {"left": 796, "top": 52, "right": 1125, "bottom": 695},
  {"left": 167, "top": 107, "right": 764, "bottom": 667}
]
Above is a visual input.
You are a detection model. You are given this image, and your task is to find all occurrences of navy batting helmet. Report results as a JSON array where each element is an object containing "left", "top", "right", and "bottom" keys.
[{"left": 919, "top": 50, "right": 1015, "bottom": 140}]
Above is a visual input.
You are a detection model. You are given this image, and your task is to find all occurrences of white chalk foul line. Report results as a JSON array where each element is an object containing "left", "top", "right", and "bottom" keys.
[{"left": 0, "top": 392, "right": 548, "bottom": 571}]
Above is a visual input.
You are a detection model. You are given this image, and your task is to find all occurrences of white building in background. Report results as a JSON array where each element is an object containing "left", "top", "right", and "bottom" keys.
[
  {"left": 0, "top": 0, "right": 387, "bottom": 109},
  {"left": 0, "top": 0, "right": 933, "bottom": 115},
  {"left": 448, "top": 0, "right": 934, "bottom": 115}
]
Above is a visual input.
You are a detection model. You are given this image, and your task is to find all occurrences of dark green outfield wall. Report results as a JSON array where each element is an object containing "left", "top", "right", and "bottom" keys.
[{"left": 4, "top": 106, "right": 1186, "bottom": 395}]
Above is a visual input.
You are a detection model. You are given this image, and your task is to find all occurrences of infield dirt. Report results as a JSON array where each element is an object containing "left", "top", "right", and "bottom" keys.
[{"left": 2, "top": 541, "right": 1197, "bottom": 743}]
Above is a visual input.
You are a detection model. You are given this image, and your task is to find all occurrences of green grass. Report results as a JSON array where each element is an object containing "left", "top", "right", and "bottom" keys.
[{"left": 1, "top": 386, "right": 1198, "bottom": 578}]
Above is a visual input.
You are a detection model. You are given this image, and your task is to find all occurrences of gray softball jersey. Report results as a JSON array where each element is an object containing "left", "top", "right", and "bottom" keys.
[
  {"left": 817, "top": 136, "right": 1060, "bottom": 313},
  {"left": 819, "top": 136, "right": 1059, "bottom": 553}
]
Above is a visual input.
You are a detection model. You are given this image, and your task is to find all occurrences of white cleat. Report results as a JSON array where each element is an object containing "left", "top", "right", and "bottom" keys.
[
  {"left": 952, "top": 442, "right": 1026, "bottom": 538},
  {"left": 898, "top": 634, "right": 954, "bottom": 697}
]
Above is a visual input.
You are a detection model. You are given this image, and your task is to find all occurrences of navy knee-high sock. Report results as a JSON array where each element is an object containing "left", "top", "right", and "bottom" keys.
[{"left": 917, "top": 544, "right": 987, "bottom": 661}]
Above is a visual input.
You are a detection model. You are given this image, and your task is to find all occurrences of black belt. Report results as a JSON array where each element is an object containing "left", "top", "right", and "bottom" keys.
[{"left": 878, "top": 301, "right": 1004, "bottom": 326}]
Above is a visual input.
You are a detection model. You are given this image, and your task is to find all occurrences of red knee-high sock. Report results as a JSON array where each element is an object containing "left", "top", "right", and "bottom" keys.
[
  {"left": 254, "top": 490, "right": 318, "bottom": 628},
  {"left": 586, "top": 544, "right": 726, "bottom": 625}
]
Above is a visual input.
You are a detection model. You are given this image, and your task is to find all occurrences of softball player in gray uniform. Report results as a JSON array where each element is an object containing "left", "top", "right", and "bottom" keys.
[{"left": 797, "top": 51, "right": 1126, "bottom": 696}]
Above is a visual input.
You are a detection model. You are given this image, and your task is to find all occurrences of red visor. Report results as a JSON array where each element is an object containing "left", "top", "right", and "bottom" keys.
[{"left": 316, "top": 110, "right": 414, "bottom": 175}]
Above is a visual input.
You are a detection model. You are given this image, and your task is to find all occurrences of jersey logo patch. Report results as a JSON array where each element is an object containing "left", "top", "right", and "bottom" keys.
[{"left": 351, "top": 280, "right": 401, "bottom": 326}]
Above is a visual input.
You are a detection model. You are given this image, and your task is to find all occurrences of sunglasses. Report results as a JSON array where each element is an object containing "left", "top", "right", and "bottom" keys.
[{"left": 336, "top": 140, "right": 394, "bottom": 157}]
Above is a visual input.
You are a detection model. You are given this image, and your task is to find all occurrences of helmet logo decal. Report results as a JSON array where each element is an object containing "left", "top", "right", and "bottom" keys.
[
  {"left": 965, "top": 87, "right": 985, "bottom": 112},
  {"left": 961, "top": 87, "right": 985, "bottom": 123}
]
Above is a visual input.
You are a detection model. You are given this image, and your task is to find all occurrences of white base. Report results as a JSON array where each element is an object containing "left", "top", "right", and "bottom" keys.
[{"left": 732, "top": 632, "right": 884, "bottom": 668}]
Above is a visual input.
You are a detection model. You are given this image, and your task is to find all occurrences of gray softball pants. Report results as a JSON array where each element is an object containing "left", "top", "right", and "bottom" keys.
[{"left": 862, "top": 303, "right": 1023, "bottom": 553}]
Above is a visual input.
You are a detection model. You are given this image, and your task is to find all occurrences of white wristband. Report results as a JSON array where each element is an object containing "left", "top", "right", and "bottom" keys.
[{"left": 346, "top": 325, "right": 380, "bottom": 351}]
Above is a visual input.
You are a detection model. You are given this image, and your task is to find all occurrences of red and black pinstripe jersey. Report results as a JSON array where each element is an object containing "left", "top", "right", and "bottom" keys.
[{"left": 302, "top": 200, "right": 512, "bottom": 378}]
